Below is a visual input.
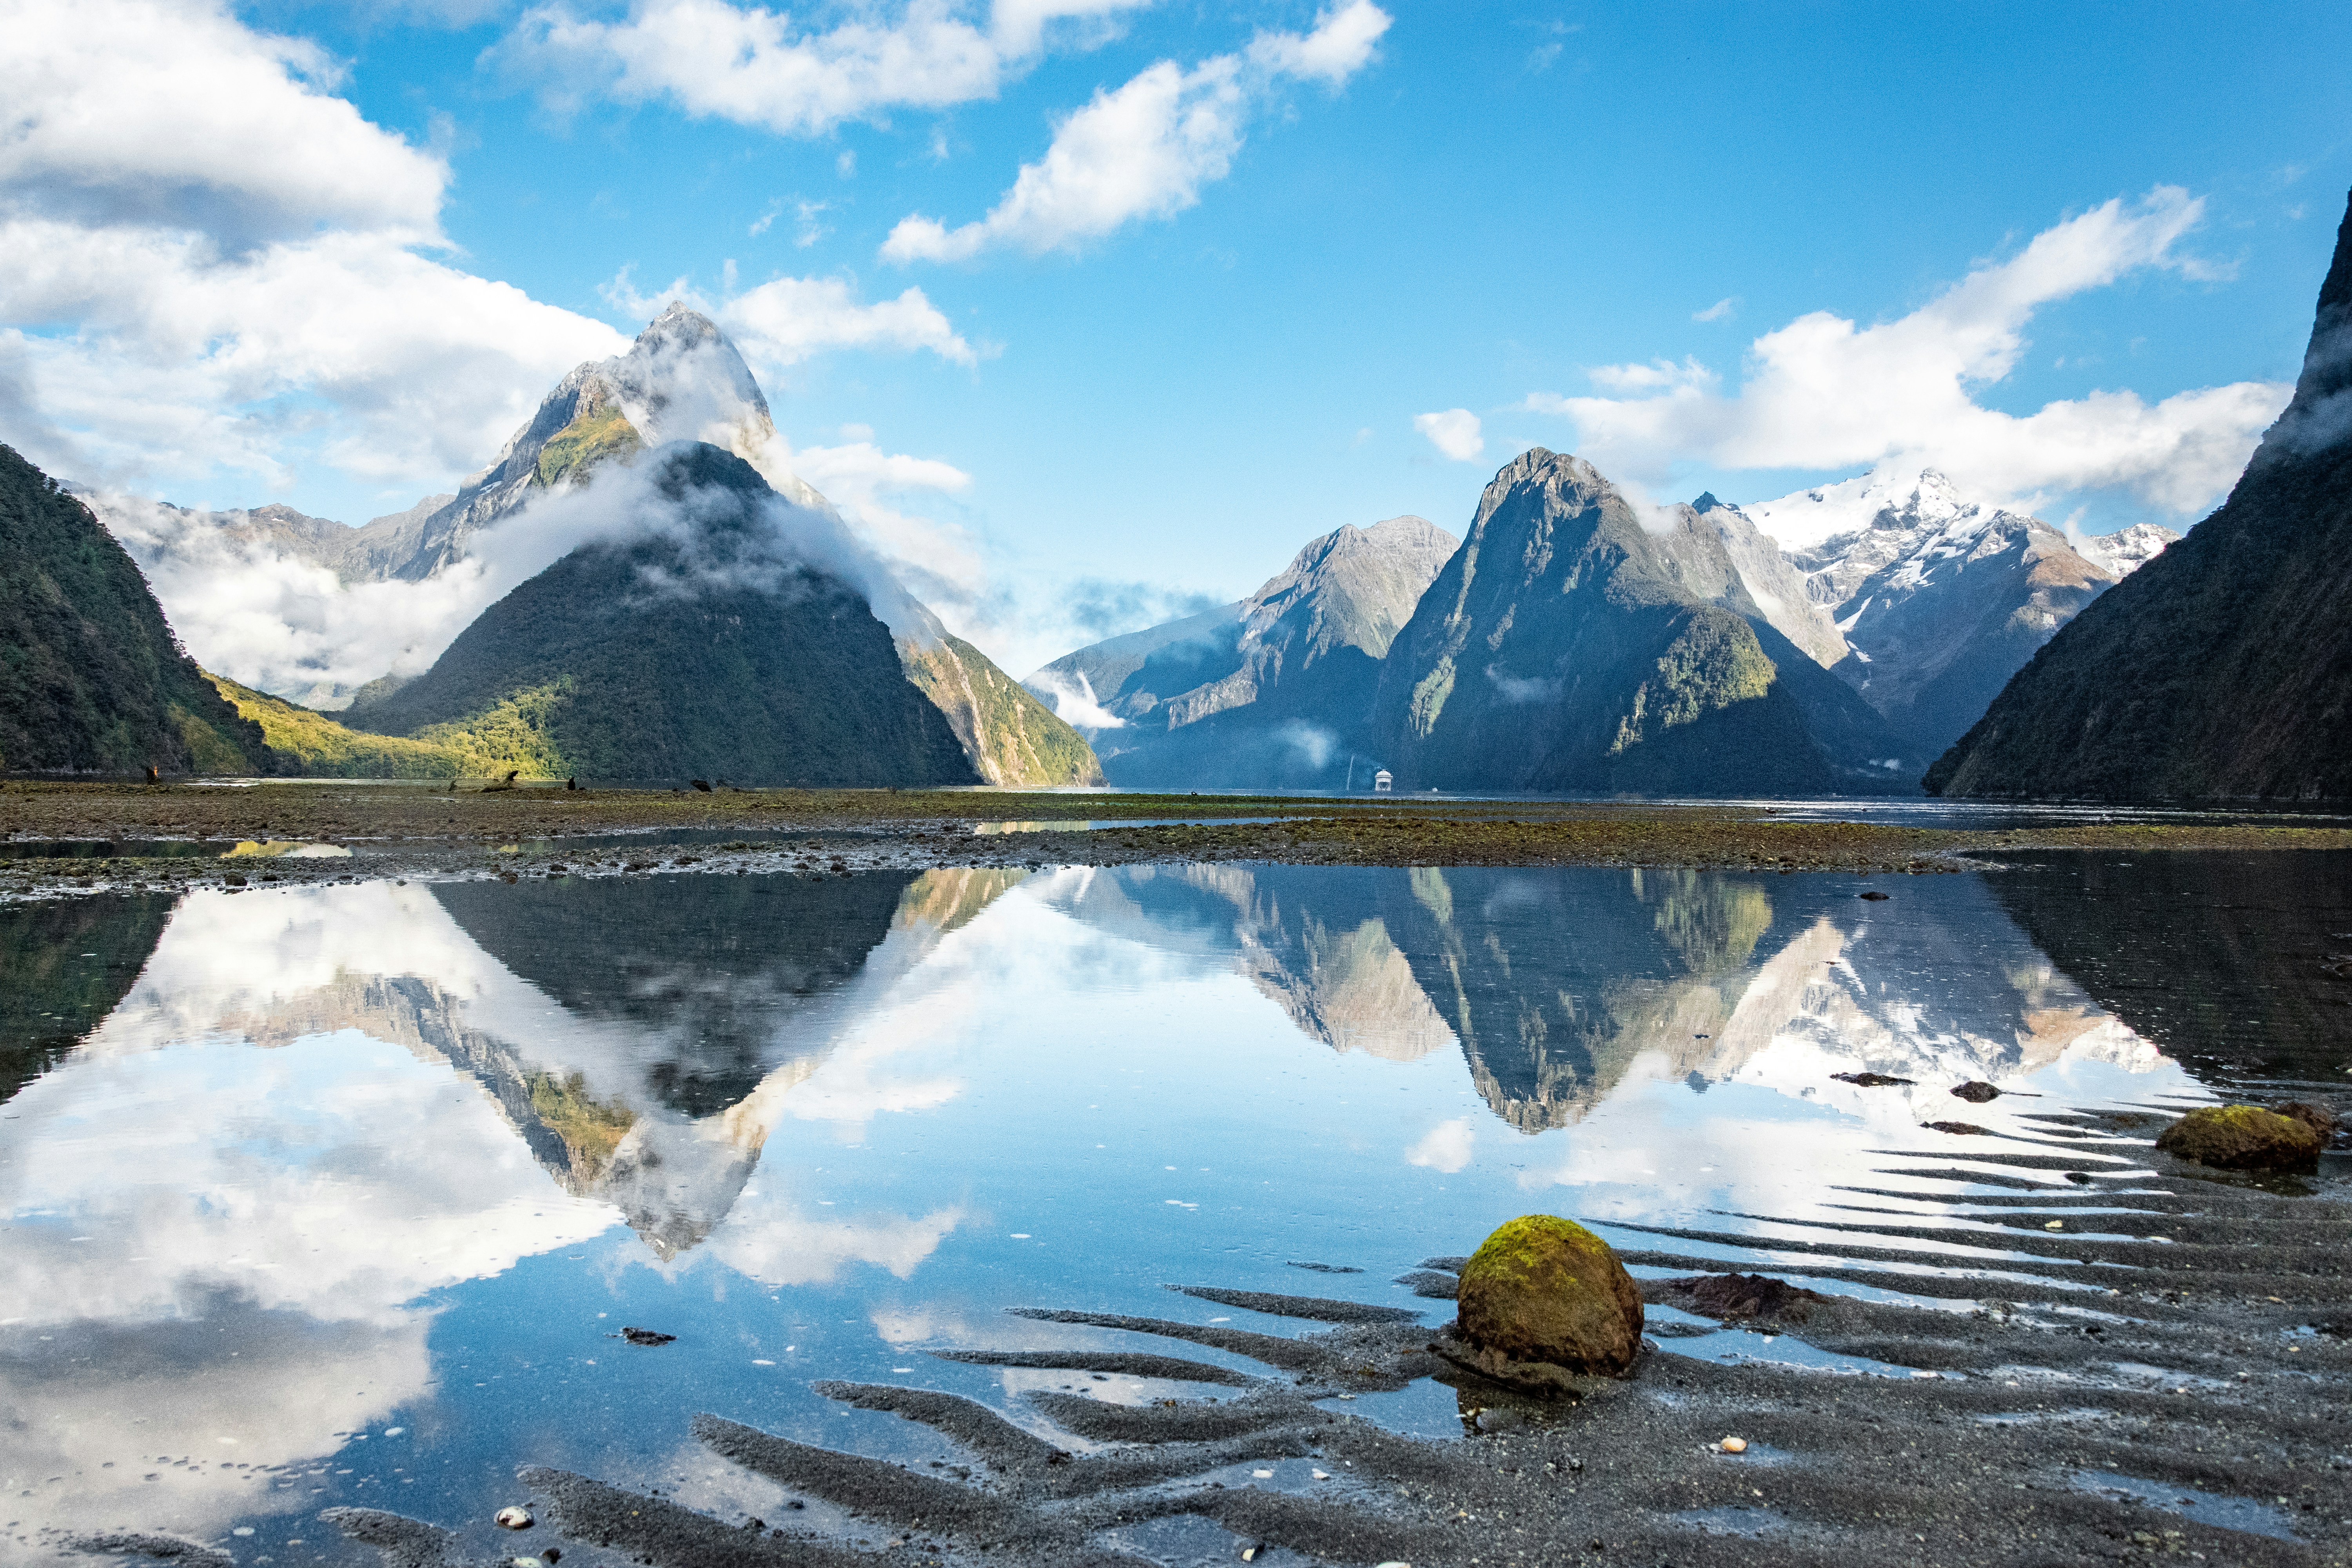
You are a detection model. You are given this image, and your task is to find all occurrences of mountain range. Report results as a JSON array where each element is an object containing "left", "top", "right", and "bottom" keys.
[
  {"left": 1927, "top": 187, "right": 2352, "bottom": 802},
  {"left": 1034, "top": 452, "right": 2174, "bottom": 794}
]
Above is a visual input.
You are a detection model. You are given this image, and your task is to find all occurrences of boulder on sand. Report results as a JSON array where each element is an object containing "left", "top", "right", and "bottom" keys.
[
  {"left": 2154, "top": 1105, "right": 2322, "bottom": 1173},
  {"left": 1448, "top": 1215, "right": 1644, "bottom": 1388}
]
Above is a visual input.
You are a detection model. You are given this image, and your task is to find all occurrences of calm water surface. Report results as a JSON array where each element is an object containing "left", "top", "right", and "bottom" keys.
[{"left": 3, "top": 854, "right": 2347, "bottom": 1564}]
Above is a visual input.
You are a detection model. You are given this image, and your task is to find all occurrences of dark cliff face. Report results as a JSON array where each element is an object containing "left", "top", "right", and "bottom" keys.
[
  {"left": 0, "top": 444, "right": 267, "bottom": 775},
  {"left": 1368, "top": 449, "right": 1902, "bottom": 795},
  {"left": 1927, "top": 189, "right": 2352, "bottom": 802},
  {"left": 348, "top": 443, "right": 979, "bottom": 786}
]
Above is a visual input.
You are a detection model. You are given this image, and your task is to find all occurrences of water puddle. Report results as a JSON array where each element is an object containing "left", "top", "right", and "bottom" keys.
[{"left": 2069, "top": 1469, "right": 2303, "bottom": 1540}]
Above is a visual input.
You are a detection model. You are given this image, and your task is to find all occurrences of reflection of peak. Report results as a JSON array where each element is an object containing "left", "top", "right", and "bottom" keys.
[{"left": 1239, "top": 914, "right": 1452, "bottom": 1063}]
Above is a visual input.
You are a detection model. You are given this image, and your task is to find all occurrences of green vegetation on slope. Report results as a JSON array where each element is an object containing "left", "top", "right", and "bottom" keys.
[
  {"left": 348, "top": 446, "right": 980, "bottom": 787},
  {"left": 406, "top": 679, "right": 576, "bottom": 778},
  {"left": 208, "top": 673, "right": 478, "bottom": 777},
  {"left": 1609, "top": 610, "right": 1776, "bottom": 755},
  {"left": 535, "top": 405, "right": 641, "bottom": 489},
  {"left": 903, "top": 632, "right": 1104, "bottom": 786},
  {"left": 0, "top": 443, "right": 268, "bottom": 775}
]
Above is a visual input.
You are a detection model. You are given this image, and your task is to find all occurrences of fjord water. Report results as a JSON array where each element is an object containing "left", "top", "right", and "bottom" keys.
[{"left": 1, "top": 857, "right": 2342, "bottom": 1564}]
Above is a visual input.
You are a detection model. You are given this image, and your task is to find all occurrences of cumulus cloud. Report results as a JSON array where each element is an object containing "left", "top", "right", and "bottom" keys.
[
  {"left": 1413, "top": 407, "right": 1484, "bottom": 461},
  {"left": 882, "top": 1, "right": 1390, "bottom": 261},
  {"left": 492, "top": 0, "right": 1154, "bottom": 134},
  {"left": 0, "top": 0, "right": 630, "bottom": 500},
  {"left": 0, "top": 0, "right": 982, "bottom": 523},
  {"left": 0, "top": 0, "right": 446, "bottom": 244},
  {"left": 1524, "top": 187, "right": 2291, "bottom": 518}
]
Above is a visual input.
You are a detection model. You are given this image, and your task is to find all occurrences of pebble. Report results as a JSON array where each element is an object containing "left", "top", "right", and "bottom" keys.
[
  {"left": 495, "top": 1507, "right": 534, "bottom": 1530},
  {"left": 2044, "top": 1220, "right": 2065, "bottom": 1230},
  {"left": 1719, "top": 1437, "right": 1748, "bottom": 1454},
  {"left": 1312, "top": 1469, "right": 1330, "bottom": 1480}
]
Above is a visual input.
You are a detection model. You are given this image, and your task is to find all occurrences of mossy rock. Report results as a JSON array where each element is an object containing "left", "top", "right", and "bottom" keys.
[
  {"left": 1455, "top": 1214, "right": 1643, "bottom": 1378},
  {"left": 2154, "top": 1105, "right": 2322, "bottom": 1172}
]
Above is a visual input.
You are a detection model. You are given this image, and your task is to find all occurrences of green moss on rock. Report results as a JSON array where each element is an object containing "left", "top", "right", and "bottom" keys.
[
  {"left": 1456, "top": 1213, "right": 1644, "bottom": 1377},
  {"left": 2153, "top": 1104, "right": 2321, "bottom": 1172}
]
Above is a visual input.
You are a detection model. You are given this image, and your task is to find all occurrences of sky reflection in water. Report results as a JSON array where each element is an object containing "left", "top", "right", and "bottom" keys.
[{"left": 2, "top": 857, "right": 2323, "bottom": 1563}]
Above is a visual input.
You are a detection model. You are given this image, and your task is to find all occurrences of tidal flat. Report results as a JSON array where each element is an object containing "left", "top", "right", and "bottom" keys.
[
  {"left": 2, "top": 787, "right": 2348, "bottom": 1568},
  {"left": 5, "top": 782, "right": 2352, "bottom": 898}
]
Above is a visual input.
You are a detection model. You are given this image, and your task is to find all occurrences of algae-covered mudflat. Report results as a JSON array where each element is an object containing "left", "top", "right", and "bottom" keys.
[{"left": 5, "top": 781, "right": 2351, "bottom": 898}]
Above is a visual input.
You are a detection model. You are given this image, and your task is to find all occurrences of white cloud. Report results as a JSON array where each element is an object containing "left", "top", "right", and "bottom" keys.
[
  {"left": 1406, "top": 1116, "right": 1475, "bottom": 1173},
  {"left": 1527, "top": 187, "right": 2291, "bottom": 517},
  {"left": 882, "top": 2, "right": 1390, "bottom": 262},
  {"left": 493, "top": 0, "right": 1154, "bottom": 135},
  {"left": 728, "top": 274, "right": 980, "bottom": 366},
  {"left": 0, "top": 0, "right": 629, "bottom": 501},
  {"left": 0, "top": 0, "right": 985, "bottom": 518},
  {"left": 0, "top": 0, "right": 446, "bottom": 245},
  {"left": 1692, "top": 296, "right": 1737, "bottom": 323},
  {"left": 1244, "top": 0, "right": 1391, "bottom": 83},
  {"left": 1413, "top": 407, "right": 1484, "bottom": 461},
  {"left": 1026, "top": 667, "right": 1124, "bottom": 728},
  {"left": 1583, "top": 357, "right": 1715, "bottom": 395}
]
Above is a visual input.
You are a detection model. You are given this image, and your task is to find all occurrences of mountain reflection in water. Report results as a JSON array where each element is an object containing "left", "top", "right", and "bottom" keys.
[{"left": 2, "top": 855, "right": 2334, "bottom": 1561}]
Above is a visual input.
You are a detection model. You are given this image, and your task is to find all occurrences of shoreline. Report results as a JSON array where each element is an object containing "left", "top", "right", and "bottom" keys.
[{"left": 5, "top": 783, "right": 2351, "bottom": 899}]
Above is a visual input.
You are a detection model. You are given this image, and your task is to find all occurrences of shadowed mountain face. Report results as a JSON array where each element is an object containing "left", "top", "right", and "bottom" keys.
[
  {"left": 1370, "top": 450, "right": 1908, "bottom": 795},
  {"left": 0, "top": 445, "right": 267, "bottom": 775},
  {"left": 347, "top": 445, "right": 980, "bottom": 785},
  {"left": 1029, "top": 517, "right": 1457, "bottom": 789},
  {"left": 1927, "top": 189, "right": 2352, "bottom": 801},
  {"left": 1984, "top": 850, "right": 2352, "bottom": 1085}
]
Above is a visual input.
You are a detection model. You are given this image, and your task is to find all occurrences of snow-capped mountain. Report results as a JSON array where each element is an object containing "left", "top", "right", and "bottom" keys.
[{"left": 1745, "top": 469, "right": 2174, "bottom": 760}]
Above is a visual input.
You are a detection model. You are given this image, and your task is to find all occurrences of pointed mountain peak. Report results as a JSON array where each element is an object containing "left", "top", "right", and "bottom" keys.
[{"left": 1691, "top": 491, "right": 1724, "bottom": 513}]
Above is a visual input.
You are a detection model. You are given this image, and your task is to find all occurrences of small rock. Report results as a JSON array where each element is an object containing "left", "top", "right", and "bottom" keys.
[
  {"left": 2154, "top": 1105, "right": 2323, "bottom": 1173},
  {"left": 1719, "top": 1437, "right": 1748, "bottom": 1454},
  {"left": 2064, "top": 1172, "right": 2094, "bottom": 1184},
  {"left": 1924, "top": 1121, "right": 1991, "bottom": 1136},
  {"left": 1453, "top": 1214, "right": 1644, "bottom": 1379},
  {"left": 1670, "top": 1272, "right": 1826, "bottom": 1324},
  {"left": 495, "top": 1508, "right": 533, "bottom": 1531},
  {"left": 2043, "top": 1220, "right": 2064, "bottom": 1231},
  {"left": 621, "top": 1327, "right": 675, "bottom": 1346},
  {"left": 1950, "top": 1081, "right": 2002, "bottom": 1103},
  {"left": 1831, "top": 1072, "right": 1915, "bottom": 1087},
  {"left": 1858, "top": 890, "right": 1891, "bottom": 901}
]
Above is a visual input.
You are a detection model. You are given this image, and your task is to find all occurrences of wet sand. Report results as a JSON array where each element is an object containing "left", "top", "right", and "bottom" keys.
[{"left": 298, "top": 1111, "right": 2351, "bottom": 1568}]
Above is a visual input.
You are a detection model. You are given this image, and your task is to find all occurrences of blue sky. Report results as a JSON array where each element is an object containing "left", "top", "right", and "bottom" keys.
[{"left": 5, "top": 0, "right": 2348, "bottom": 674}]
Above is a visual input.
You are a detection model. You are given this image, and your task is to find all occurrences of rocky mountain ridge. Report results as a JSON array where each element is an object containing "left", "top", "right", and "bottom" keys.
[
  {"left": 1746, "top": 469, "right": 2174, "bottom": 759},
  {"left": 1029, "top": 515, "right": 1456, "bottom": 788}
]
